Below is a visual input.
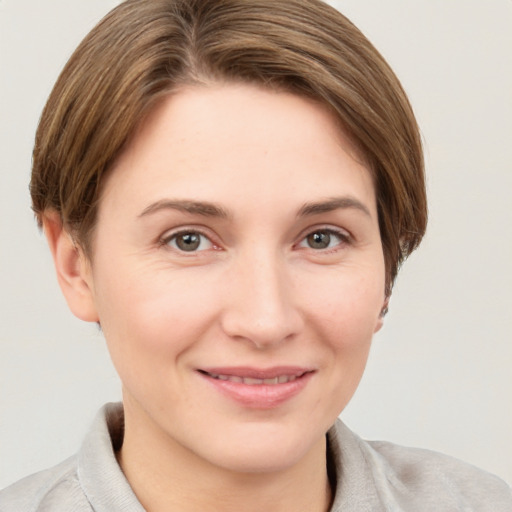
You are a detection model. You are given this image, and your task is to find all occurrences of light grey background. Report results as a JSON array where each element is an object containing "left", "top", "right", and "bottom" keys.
[{"left": 1, "top": 0, "right": 511, "bottom": 489}]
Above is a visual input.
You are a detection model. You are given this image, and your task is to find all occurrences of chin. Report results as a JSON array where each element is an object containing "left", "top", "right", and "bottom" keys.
[{"left": 195, "top": 422, "right": 326, "bottom": 475}]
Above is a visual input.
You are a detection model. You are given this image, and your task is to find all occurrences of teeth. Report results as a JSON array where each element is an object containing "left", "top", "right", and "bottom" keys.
[
  {"left": 244, "top": 377, "right": 264, "bottom": 385},
  {"left": 208, "top": 373, "right": 302, "bottom": 385}
]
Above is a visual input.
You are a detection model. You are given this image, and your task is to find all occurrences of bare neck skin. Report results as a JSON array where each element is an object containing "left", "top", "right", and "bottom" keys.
[{"left": 118, "top": 396, "right": 332, "bottom": 512}]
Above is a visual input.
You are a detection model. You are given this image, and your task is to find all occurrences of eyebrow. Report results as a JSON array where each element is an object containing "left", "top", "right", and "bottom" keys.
[
  {"left": 138, "top": 196, "right": 371, "bottom": 220},
  {"left": 139, "top": 199, "right": 230, "bottom": 219},
  {"left": 297, "top": 196, "right": 372, "bottom": 218}
]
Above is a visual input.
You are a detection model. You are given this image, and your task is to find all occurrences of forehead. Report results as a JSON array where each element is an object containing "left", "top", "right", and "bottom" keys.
[{"left": 100, "top": 83, "right": 376, "bottom": 219}]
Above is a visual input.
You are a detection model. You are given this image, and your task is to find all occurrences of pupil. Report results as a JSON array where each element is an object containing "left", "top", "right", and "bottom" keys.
[
  {"left": 177, "top": 233, "right": 200, "bottom": 251},
  {"left": 308, "top": 231, "right": 330, "bottom": 249}
]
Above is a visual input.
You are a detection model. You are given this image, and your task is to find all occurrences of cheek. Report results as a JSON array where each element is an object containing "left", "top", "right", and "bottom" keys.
[
  {"left": 294, "top": 273, "right": 381, "bottom": 423},
  {"left": 305, "top": 267, "right": 384, "bottom": 337},
  {"left": 93, "top": 262, "right": 222, "bottom": 361},
  {"left": 305, "top": 271, "right": 383, "bottom": 392},
  {"left": 92, "top": 270, "right": 214, "bottom": 409}
]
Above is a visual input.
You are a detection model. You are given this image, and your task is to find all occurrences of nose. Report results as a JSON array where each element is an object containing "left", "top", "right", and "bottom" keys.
[{"left": 220, "top": 251, "right": 304, "bottom": 349}]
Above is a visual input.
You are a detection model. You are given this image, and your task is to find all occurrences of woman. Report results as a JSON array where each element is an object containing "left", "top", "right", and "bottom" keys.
[{"left": 1, "top": 0, "right": 510, "bottom": 510}]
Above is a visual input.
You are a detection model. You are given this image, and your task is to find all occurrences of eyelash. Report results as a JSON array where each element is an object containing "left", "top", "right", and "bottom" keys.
[
  {"left": 296, "top": 227, "right": 352, "bottom": 253},
  {"left": 160, "top": 229, "right": 217, "bottom": 253},
  {"left": 159, "top": 226, "right": 352, "bottom": 254}
]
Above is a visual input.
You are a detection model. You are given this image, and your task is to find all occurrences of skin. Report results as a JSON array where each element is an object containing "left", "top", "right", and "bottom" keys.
[{"left": 45, "top": 83, "right": 387, "bottom": 512}]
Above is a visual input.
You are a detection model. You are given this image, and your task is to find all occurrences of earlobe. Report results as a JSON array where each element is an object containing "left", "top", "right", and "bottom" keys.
[
  {"left": 42, "top": 211, "right": 99, "bottom": 322},
  {"left": 374, "top": 297, "right": 389, "bottom": 333}
]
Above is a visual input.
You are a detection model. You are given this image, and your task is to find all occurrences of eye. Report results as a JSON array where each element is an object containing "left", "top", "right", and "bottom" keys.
[
  {"left": 299, "top": 229, "right": 349, "bottom": 250},
  {"left": 164, "top": 231, "right": 214, "bottom": 252}
]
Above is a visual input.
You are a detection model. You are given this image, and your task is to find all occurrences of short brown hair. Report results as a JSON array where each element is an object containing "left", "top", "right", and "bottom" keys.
[{"left": 31, "top": 0, "right": 427, "bottom": 295}]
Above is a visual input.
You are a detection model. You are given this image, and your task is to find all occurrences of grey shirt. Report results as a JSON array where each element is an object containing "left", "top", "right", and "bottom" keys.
[{"left": 1, "top": 403, "right": 511, "bottom": 511}]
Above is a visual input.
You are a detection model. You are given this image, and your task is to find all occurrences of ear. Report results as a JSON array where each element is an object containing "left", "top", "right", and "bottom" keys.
[
  {"left": 42, "top": 211, "right": 99, "bottom": 322},
  {"left": 374, "top": 296, "right": 390, "bottom": 334}
]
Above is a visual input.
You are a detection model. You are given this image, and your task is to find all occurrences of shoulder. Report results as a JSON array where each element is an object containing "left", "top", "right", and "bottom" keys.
[
  {"left": 364, "top": 437, "right": 512, "bottom": 511},
  {"left": 329, "top": 420, "right": 512, "bottom": 511},
  {"left": 0, "top": 456, "right": 91, "bottom": 512}
]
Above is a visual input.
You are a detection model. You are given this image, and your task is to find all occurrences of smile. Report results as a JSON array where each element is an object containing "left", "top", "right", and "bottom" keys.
[
  {"left": 197, "top": 367, "right": 314, "bottom": 409},
  {"left": 204, "top": 372, "right": 303, "bottom": 385}
]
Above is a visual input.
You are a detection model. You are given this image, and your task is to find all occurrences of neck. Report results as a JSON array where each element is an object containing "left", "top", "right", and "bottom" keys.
[{"left": 118, "top": 401, "right": 332, "bottom": 512}]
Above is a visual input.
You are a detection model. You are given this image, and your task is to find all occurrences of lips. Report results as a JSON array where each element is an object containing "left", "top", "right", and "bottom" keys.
[
  {"left": 197, "top": 367, "right": 314, "bottom": 408},
  {"left": 206, "top": 373, "right": 300, "bottom": 385}
]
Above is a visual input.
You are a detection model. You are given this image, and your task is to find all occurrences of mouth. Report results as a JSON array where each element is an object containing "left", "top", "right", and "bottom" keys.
[
  {"left": 196, "top": 367, "right": 314, "bottom": 408},
  {"left": 199, "top": 370, "right": 307, "bottom": 385}
]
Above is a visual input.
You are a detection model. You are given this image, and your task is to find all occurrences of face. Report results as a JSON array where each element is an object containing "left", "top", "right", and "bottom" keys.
[{"left": 78, "top": 83, "right": 386, "bottom": 474}]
